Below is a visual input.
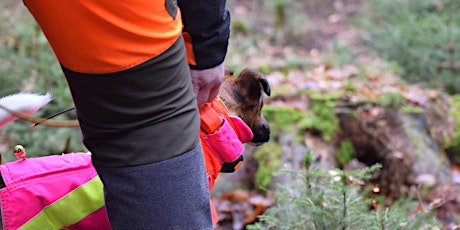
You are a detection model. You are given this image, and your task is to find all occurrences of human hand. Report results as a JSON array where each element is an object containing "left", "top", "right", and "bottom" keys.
[{"left": 190, "top": 63, "right": 225, "bottom": 108}]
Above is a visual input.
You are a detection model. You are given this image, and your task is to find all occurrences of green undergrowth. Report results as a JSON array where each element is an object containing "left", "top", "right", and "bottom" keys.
[
  {"left": 253, "top": 91, "right": 341, "bottom": 192},
  {"left": 355, "top": 0, "right": 460, "bottom": 94},
  {"left": 0, "top": 3, "right": 84, "bottom": 159},
  {"left": 248, "top": 151, "right": 441, "bottom": 229}
]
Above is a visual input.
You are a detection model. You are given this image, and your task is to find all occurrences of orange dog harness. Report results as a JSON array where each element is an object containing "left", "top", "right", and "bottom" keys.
[{"left": 199, "top": 97, "right": 253, "bottom": 223}]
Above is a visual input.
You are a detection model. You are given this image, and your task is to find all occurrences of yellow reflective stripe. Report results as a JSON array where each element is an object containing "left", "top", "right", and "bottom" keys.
[{"left": 19, "top": 176, "right": 105, "bottom": 230}]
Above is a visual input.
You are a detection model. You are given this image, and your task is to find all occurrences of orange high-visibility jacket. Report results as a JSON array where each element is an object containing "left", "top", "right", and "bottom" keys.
[
  {"left": 24, "top": 0, "right": 231, "bottom": 225},
  {"left": 23, "top": 0, "right": 230, "bottom": 73}
]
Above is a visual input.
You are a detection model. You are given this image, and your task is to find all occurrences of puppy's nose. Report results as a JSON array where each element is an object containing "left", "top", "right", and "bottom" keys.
[{"left": 251, "top": 122, "right": 270, "bottom": 144}]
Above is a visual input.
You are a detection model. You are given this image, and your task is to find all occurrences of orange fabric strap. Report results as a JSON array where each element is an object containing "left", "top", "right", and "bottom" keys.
[
  {"left": 199, "top": 97, "right": 237, "bottom": 136},
  {"left": 183, "top": 32, "right": 197, "bottom": 66}
]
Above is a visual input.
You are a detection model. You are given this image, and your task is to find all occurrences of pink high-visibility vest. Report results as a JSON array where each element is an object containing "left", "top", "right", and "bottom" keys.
[{"left": 0, "top": 153, "right": 110, "bottom": 230}]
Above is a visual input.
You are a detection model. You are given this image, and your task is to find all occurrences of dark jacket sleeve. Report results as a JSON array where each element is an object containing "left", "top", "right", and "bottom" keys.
[{"left": 178, "top": 0, "right": 230, "bottom": 70}]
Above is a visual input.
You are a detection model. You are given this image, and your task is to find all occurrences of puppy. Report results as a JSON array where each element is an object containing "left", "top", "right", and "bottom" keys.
[
  {"left": 0, "top": 69, "right": 272, "bottom": 140},
  {"left": 219, "top": 68, "right": 271, "bottom": 146}
]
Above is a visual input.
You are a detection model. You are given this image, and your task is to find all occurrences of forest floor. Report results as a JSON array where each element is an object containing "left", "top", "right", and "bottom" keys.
[
  {"left": 1, "top": 0, "right": 459, "bottom": 229},
  {"left": 213, "top": 1, "right": 460, "bottom": 229}
]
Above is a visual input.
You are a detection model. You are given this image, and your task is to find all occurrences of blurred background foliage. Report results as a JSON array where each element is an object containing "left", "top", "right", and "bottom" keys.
[
  {"left": 225, "top": 0, "right": 460, "bottom": 94},
  {"left": 0, "top": 2, "right": 85, "bottom": 161},
  {"left": 356, "top": 0, "right": 460, "bottom": 94},
  {"left": 1, "top": 0, "right": 460, "bottom": 226}
]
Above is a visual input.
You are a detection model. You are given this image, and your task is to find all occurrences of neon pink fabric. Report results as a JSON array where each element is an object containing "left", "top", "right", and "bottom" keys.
[
  {"left": 229, "top": 115, "right": 254, "bottom": 143},
  {"left": 67, "top": 207, "right": 109, "bottom": 229},
  {"left": 201, "top": 116, "right": 244, "bottom": 163},
  {"left": 0, "top": 153, "right": 110, "bottom": 230}
]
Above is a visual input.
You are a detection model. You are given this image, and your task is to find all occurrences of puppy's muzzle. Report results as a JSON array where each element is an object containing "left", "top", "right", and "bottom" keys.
[{"left": 249, "top": 120, "right": 270, "bottom": 146}]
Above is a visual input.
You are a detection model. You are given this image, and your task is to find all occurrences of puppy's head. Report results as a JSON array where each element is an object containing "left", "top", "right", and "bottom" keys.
[{"left": 219, "top": 68, "right": 271, "bottom": 146}]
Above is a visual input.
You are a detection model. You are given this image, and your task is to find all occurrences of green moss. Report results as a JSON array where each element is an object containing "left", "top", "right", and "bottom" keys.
[
  {"left": 299, "top": 93, "right": 340, "bottom": 142},
  {"left": 264, "top": 91, "right": 340, "bottom": 142},
  {"left": 310, "top": 100, "right": 338, "bottom": 142},
  {"left": 263, "top": 105, "right": 306, "bottom": 131},
  {"left": 336, "top": 140, "right": 355, "bottom": 166},
  {"left": 377, "top": 91, "right": 405, "bottom": 109},
  {"left": 253, "top": 141, "right": 283, "bottom": 192},
  {"left": 344, "top": 81, "right": 357, "bottom": 93},
  {"left": 257, "top": 92, "right": 341, "bottom": 190},
  {"left": 401, "top": 105, "right": 424, "bottom": 114},
  {"left": 446, "top": 95, "right": 460, "bottom": 162},
  {"left": 254, "top": 166, "right": 273, "bottom": 192}
]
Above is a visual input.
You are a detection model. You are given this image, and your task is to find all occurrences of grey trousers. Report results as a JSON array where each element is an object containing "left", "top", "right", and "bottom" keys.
[{"left": 95, "top": 144, "right": 212, "bottom": 230}]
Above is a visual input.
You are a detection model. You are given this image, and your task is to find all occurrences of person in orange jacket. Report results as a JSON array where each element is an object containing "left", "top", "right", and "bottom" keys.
[{"left": 22, "top": 0, "right": 230, "bottom": 229}]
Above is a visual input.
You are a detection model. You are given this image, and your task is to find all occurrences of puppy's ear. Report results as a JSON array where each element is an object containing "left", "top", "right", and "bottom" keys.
[
  {"left": 259, "top": 76, "right": 271, "bottom": 96},
  {"left": 239, "top": 68, "right": 271, "bottom": 96}
]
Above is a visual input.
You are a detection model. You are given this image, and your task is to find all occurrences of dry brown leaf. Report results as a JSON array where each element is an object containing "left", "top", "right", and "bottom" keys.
[{"left": 220, "top": 189, "right": 251, "bottom": 203}]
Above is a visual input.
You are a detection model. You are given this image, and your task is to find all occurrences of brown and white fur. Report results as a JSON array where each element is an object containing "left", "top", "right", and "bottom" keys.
[
  {"left": 0, "top": 68, "right": 272, "bottom": 146},
  {"left": 219, "top": 68, "right": 271, "bottom": 146}
]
